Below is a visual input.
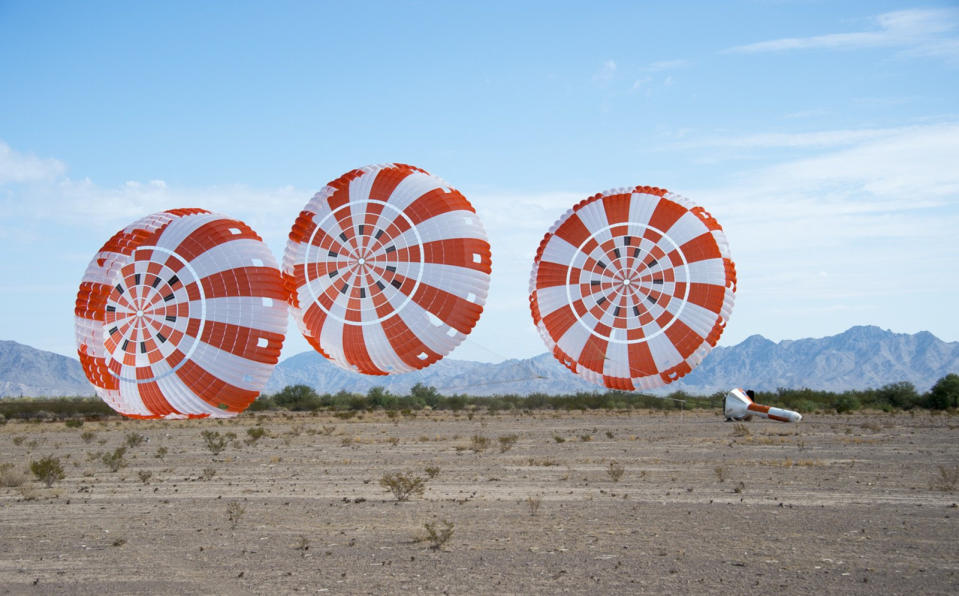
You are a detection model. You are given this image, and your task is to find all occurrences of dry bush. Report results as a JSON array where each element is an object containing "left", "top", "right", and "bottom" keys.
[
  {"left": 125, "top": 432, "right": 146, "bottom": 448},
  {"left": 379, "top": 471, "right": 426, "bottom": 501},
  {"left": 424, "top": 466, "right": 440, "bottom": 479},
  {"left": 470, "top": 435, "right": 490, "bottom": 453},
  {"left": 30, "top": 456, "right": 65, "bottom": 487},
  {"left": 932, "top": 464, "right": 959, "bottom": 492},
  {"left": 102, "top": 447, "right": 127, "bottom": 472},
  {"left": 226, "top": 501, "right": 246, "bottom": 529},
  {"left": 526, "top": 495, "right": 542, "bottom": 516},
  {"left": 80, "top": 431, "right": 96, "bottom": 444},
  {"left": 201, "top": 430, "right": 227, "bottom": 455},
  {"left": 0, "top": 462, "right": 28, "bottom": 487},
  {"left": 137, "top": 470, "right": 153, "bottom": 484},
  {"left": 714, "top": 466, "right": 727, "bottom": 482},
  {"left": 245, "top": 427, "right": 266, "bottom": 445},
  {"left": 498, "top": 434, "right": 518, "bottom": 453},
  {"left": 417, "top": 519, "right": 454, "bottom": 550},
  {"left": 607, "top": 461, "right": 625, "bottom": 482},
  {"left": 732, "top": 423, "right": 751, "bottom": 437}
]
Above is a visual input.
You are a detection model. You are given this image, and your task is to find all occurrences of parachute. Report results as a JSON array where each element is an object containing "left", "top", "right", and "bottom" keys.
[
  {"left": 283, "top": 163, "right": 491, "bottom": 375},
  {"left": 74, "top": 209, "right": 288, "bottom": 418},
  {"left": 529, "top": 186, "right": 736, "bottom": 391}
]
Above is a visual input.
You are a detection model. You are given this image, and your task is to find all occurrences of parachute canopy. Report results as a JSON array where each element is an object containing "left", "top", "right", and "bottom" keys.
[
  {"left": 529, "top": 186, "right": 736, "bottom": 391},
  {"left": 283, "top": 163, "right": 491, "bottom": 375},
  {"left": 75, "top": 209, "right": 288, "bottom": 418}
]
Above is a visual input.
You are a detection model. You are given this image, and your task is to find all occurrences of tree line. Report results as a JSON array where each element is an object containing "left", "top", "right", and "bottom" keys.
[{"left": 1, "top": 374, "right": 956, "bottom": 422}]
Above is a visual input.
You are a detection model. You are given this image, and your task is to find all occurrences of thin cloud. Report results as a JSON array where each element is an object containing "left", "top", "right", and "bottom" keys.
[
  {"left": 0, "top": 141, "right": 66, "bottom": 184},
  {"left": 725, "top": 8, "right": 959, "bottom": 61},
  {"left": 593, "top": 59, "right": 617, "bottom": 83},
  {"left": 645, "top": 59, "right": 689, "bottom": 72}
]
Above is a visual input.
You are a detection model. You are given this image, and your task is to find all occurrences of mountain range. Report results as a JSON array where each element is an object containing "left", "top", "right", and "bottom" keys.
[{"left": 2, "top": 326, "right": 957, "bottom": 398}]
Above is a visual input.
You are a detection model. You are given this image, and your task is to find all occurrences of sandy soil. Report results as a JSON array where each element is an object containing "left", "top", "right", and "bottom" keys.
[{"left": 1, "top": 409, "right": 957, "bottom": 595}]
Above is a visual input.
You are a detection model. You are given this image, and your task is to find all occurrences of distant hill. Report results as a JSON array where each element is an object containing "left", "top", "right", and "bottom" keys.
[
  {"left": 266, "top": 325, "right": 959, "bottom": 396},
  {"left": 0, "top": 340, "right": 93, "bottom": 397},
  {"left": 2, "top": 326, "right": 957, "bottom": 398}
]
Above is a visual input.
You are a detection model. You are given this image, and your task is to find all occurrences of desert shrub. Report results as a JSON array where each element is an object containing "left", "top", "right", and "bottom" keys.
[
  {"left": 607, "top": 461, "right": 625, "bottom": 482},
  {"left": 200, "top": 467, "right": 216, "bottom": 481},
  {"left": 155, "top": 446, "right": 168, "bottom": 459},
  {"left": 245, "top": 427, "right": 266, "bottom": 444},
  {"left": 0, "top": 463, "right": 27, "bottom": 487},
  {"left": 526, "top": 495, "right": 541, "bottom": 516},
  {"left": 932, "top": 464, "right": 959, "bottom": 491},
  {"left": 30, "top": 456, "right": 65, "bottom": 487},
  {"left": 424, "top": 466, "right": 440, "bottom": 479},
  {"left": 470, "top": 435, "right": 490, "bottom": 453},
  {"left": 201, "top": 430, "right": 227, "bottom": 455},
  {"left": 379, "top": 471, "right": 426, "bottom": 501},
  {"left": 80, "top": 431, "right": 96, "bottom": 444},
  {"left": 498, "top": 434, "right": 518, "bottom": 453},
  {"left": 125, "top": 432, "right": 146, "bottom": 448},
  {"left": 64, "top": 419, "right": 84, "bottom": 428},
  {"left": 272, "top": 384, "right": 322, "bottom": 411},
  {"left": 102, "top": 447, "right": 127, "bottom": 472},
  {"left": 137, "top": 471, "right": 152, "bottom": 484},
  {"left": 418, "top": 519, "right": 454, "bottom": 550},
  {"left": 731, "top": 423, "right": 750, "bottom": 437},
  {"left": 714, "top": 466, "right": 728, "bottom": 482},
  {"left": 226, "top": 501, "right": 246, "bottom": 529},
  {"left": 833, "top": 394, "right": 861, "bottom": 414}
]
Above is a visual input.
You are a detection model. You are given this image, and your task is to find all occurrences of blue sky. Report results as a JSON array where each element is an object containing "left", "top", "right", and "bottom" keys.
[{"left": 1, "top": 0, "right": 957, "bottom": 363}]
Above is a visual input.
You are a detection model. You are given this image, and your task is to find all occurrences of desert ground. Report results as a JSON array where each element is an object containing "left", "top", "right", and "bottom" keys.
[{"left": 0, "top": 408, "right": 957, "bottom": 595}]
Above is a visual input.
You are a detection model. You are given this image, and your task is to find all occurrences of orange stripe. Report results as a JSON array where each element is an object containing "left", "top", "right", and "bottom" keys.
[
  {"left": 678, "top": 232, "right": 722, "bottom": 263},
  {"left": 687, "top": 282, "right": 726, "bottom": 314},
  {"left": 199, "top": 319, "right": 284, "bottom": 364},
  {"left": 421, "top": 238, "right": 491, "bottom": 274},
  {"left": 199, "top": 266, "right": 287, "bottom": 300},
  {"left": 647, "top": 197, "right": 686, "bottom": 233},
  {"left": 602, "top": 193, "right": 631, "bottom": 226},
  {"left": 410, "top": 283, "right": 483, "bottom": 334},
  {"left": 664, "top": 318, "right": 704, "bottom": 359},
  {"left": 342, "top": 324, "right": 384, "bottom": 375},
  {"left": 174, "top": 218, "right": 263, "bottom": 262},
  {"left": 174, "top": 357, "right": 258, "bottom": 413},
  {"left": 627, "top": 340, "right": 657, "bottom": 378},
  {"left": 553, "top": 213, "right": 591, "bottom": 250}
]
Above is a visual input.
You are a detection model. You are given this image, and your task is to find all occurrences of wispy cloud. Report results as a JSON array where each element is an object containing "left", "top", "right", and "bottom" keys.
[
  {"left": 593, "top": 59, "right": 617, "bottom": 83},
  {"left": 0, "top": 141, "right": 66, "bottom": 184},
  {"left": 645, "top": 58, "right": 689, "bottom": 72},
  {"left": 725, "top": 8, "right": 959, "bottom": 62}
]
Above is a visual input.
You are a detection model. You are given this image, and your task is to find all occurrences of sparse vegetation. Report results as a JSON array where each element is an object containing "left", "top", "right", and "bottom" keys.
[
  {"left": 424, "top": 466, "right": 440, "bottom": 479},
  {"left": 155, "top": 446, "right": 168, "bottom": 460},
  {"left": 201, "top": 430, "right": 228, "bottom": 455},
  {"left": 0, "top": 462, "right": 28, "bottom": 487},
  {"left": 245, "top": 427, "right": 266, "bottom": 444},
  {"left": 498, "top": 434, "right": 518, "bottom": 452},
  {"left": 30, "top": 456, "right": 65, "bottom": 487},
  {"left": 932, "top": 464, "right": 959, "bottom": 492},
  {"left": 732, "top": 423, "right": 751, "bottom": 437},
  {"left": 137, "top": 470, "right": 153, "bottom": 484},
  {"left": 64, "top": 419, "right": 84, "bottom": 428},
  {"left": 380, "top": 471, "right": 427, "bottom": 501},
  {"left": 125, "top": 432, "right": 146, "bottom": 448},
  {"left": 80, "top": 431, "right": 96, "bottom": 444},
  {"left": 470, "top": 435, "right": 490, "bottom": 453},
  {"left": 714, "top": 466, "right": 728, "bottom": 482},
  {"left": 526, "top": 495, "right": 541, "bottom": 516},
  {"left": 102, "top": 447, "right": 127, "bottom": 472},
  {"left": 417, "top": 519, "right": 454, "bottom": 550},
  {"left": 226, "top": 501, "right": 246, "bottom": 529},
  {"left": 607, "top": 461, "right": 625, "bottom": 482}
]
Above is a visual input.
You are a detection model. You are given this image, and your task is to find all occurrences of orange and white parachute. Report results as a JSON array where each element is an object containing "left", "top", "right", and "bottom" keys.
[
  {"left": 529, "top": 186, "right": 736, "bottom": 391},
  {"left": 283, "top": 163, "right": 491, "bottom": 375},
  {"left": 74, "top": 209, "right": 288, "bottom": 418}
]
